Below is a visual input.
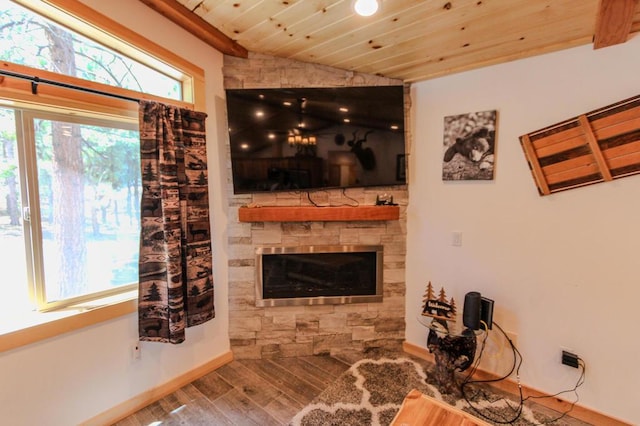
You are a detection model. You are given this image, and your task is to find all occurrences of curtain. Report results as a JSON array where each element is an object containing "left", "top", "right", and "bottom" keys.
[{"left": 138, "top": 100, "right": 214, "bottom": 344}]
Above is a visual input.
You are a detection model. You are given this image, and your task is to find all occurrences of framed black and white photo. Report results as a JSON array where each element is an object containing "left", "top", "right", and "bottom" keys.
[{"left": 442, "top": 110, "right": 497, "bottom": 181}]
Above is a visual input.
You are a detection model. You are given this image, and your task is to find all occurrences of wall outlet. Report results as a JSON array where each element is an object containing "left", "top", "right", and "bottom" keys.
[
  {"left": 561, "top": 350, "right": 579, "bottom": 368},
  {"left": 452, "top": 231, "right": 462, "bottom": 246},
  {"left": 132, "top": 343, "right": 141, "bottom": 361}
]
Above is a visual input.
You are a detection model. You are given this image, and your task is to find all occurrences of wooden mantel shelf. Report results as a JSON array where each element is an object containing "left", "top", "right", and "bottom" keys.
[{"left": 238, "top": 205, "right": 400, "bottom": 222}]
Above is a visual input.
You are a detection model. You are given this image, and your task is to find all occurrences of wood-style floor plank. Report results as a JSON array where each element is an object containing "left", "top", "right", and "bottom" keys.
[
  {"left": 238, "top": 358, "right": 323, "bottom": 405},
  {"left": 270, "top": 356, "right": 337, "bottom": 388},
  {"left": 169, "top": 396, "right": 235, "bottom": 426},
  {"left": 298, "top": 354, "right": 350, "bottom": 377},
  {"left": 115, "top": 405, "right": 158, "bottom": 425},
  {"left": 210, "top": 387, "right": 280, "bottom": 426},
  {"left": 261, "top": 391, "right": 305, "bottom": 424},
  {"left": 190, "top": 370, "right": 234, "bottom": 400},
  {"left": 215, "top": 360, "right": 287, "bottom": 407}
]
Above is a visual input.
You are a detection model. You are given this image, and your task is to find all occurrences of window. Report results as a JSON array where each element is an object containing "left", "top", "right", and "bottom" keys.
[
  {"left": 1, "top": 0, "right": 183, "bottom": 100},
  {"left": 0, "top": 0, "right": 203, "bottom": 319},
  {"left": 1, "top": 106, "right": 140, "bottom": 311}
]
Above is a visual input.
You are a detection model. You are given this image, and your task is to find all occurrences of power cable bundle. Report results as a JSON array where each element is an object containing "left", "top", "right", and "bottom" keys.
[{"left": 460, "top": 321, "right": 586, "bottom": 424}]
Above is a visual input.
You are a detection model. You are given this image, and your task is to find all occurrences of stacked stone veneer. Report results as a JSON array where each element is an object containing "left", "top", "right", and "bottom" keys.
[{"left": 223, "top": 53, "right": 410, "bottom": 359}]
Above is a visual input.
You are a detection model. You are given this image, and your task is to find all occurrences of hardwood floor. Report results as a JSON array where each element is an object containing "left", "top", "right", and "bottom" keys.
[
  {"left": 113, "top": 355, "right": 351, "bottom": 426},
  {"left": 113, "top": 351, "right": 592, "bottom": 426}
]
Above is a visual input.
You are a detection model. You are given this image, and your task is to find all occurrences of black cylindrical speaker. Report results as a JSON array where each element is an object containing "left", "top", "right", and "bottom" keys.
[{"left": 463, "top": 291, "right": 481, "bottom": 330}]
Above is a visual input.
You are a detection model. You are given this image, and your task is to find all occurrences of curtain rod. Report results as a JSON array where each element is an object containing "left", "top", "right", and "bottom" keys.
[{"left": 0, "top": 69, "right": 140, "bottom": 103}]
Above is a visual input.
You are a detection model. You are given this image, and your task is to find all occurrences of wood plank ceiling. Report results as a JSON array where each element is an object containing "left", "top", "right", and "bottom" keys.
[{"left": 140, "top": 0, "right": 640, "bottom": 83}]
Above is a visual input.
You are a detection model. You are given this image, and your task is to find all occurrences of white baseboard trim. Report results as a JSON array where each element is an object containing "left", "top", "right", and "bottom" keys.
[
  {"left": 80, "top": 350, "right": 234, "bottom": 426},
  {"left": 403, "top": 341, "right": 632, "bottom": 426}
]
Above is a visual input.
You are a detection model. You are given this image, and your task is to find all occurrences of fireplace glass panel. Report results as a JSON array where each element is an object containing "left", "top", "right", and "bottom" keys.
[{"left": 256, "top": 245, "right": 383, "bottom": 307}]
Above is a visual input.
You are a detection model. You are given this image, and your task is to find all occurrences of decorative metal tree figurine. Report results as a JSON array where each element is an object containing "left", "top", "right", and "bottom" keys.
[{"left": 420, "top": 281, "right": 476, "bottom": 394}]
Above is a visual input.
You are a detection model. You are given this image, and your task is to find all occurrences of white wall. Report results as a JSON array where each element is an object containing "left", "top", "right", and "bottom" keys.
[
  {"left": 0, "top": 1, "right": 229, "bottom": 425},
  {"left": 406, "top": 37, "right": 640, "bottom": 423}
]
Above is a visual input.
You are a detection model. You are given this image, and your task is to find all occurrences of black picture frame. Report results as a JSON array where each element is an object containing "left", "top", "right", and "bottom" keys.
[{"left": 396, "top": 154, "right": 406, "bottom": 181}]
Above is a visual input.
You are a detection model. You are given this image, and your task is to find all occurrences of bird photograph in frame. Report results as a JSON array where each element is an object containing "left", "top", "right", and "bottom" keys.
[{"left": 442, "top": 110, "right": 497, "bottom": 181}]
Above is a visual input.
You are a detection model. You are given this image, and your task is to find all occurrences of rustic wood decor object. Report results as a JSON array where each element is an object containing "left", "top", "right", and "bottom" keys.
[
  {"left": 519, "top": 94, "right": 640, "bottom": 195},
  {"left": 238, "top": 205, "right": 399, "bottom": 222}
]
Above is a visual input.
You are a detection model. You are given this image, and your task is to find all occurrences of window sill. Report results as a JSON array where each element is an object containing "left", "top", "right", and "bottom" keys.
[{"left": 0, "top": 291, "right": 137, "bottom": 353}]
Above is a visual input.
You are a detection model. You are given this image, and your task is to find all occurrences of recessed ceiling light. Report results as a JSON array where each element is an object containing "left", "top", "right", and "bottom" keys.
[
  {"left": 390, "top": 125, "right": 399, "bottom": 130},
  {"left": 339, "top": 107, "right": 349, "bottom": 112},
  {"left": 268, "top": 133, "right": 276, "bottom": 139},
  {"left": 353, "top": 0, "right": 379, "bottom": 17},
  {"left": 344, "top": 118, "right": 351, "bottom": 123},
  {"left": 255, "top": 110, "right": 264, "bottom": 117},
  {"left": 240, "top": 143, "right": 249, "bottom": 150},
  {"left": 283, "top": 101, "right": 292, "bottom": 106}
]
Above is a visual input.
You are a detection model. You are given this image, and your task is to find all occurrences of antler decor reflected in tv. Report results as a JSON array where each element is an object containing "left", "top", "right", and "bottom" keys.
[{"left": 225, "top": 85, "right": 407, "bottom": 194}]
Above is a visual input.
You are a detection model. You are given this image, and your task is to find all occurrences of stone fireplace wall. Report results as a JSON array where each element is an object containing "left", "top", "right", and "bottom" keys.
[{"left": 223, "top": 53, "right": 410, "bottom": 359}]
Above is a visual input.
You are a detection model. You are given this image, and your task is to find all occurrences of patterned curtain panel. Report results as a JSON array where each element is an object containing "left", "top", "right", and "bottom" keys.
[{"left": 138, "top": 100, "right": 214, "bottom": 344}]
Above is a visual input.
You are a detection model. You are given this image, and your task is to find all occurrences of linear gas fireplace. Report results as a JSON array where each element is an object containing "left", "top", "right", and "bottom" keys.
[{"left": 256, "top": 245, "right": 383, "bottom": 307}]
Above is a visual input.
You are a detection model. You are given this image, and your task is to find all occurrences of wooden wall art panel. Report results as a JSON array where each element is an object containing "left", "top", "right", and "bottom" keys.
[{"left": 520, "top": 94, "right": 640, "bottom": 195}]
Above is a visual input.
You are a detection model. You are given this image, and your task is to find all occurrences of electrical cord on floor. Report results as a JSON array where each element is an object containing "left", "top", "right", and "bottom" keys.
[
  {"left": 461, "top": 321, "right": 524, "bottom": 424},
  {"left": 460, "top": 321, "right": 586, "bottom": 425},
  {"left": 524, "top": 358, "right": 585, "bottom": 424}
]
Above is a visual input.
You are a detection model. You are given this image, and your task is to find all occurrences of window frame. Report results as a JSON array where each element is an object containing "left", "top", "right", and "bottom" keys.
[
  {"left": 10, "top": 0, "right": 205, "bottom": 108},
  {"left": 17, "top": 108, "right": 140, "bottom": 311},
  {"left": 0, "top": 0, "right": 207, "bottom": 352}
]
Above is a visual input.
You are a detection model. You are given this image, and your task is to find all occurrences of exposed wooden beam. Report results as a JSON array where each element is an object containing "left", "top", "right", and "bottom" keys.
[
  {"left": 138, "top": 0, "right": 248, "bottom": 58},
  {"left": 593, "top": 0, "right": 639, "bottom": 49}
]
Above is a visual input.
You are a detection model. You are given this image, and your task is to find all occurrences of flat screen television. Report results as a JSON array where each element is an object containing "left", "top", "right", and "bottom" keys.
[{"left": 225, "top": 85, "right": 406, "bottom": 194}]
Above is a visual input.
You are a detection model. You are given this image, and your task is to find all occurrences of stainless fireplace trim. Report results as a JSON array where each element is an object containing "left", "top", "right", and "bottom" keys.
[{"left": 256, "top": 245, "right": 383, "bottom": 307}]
